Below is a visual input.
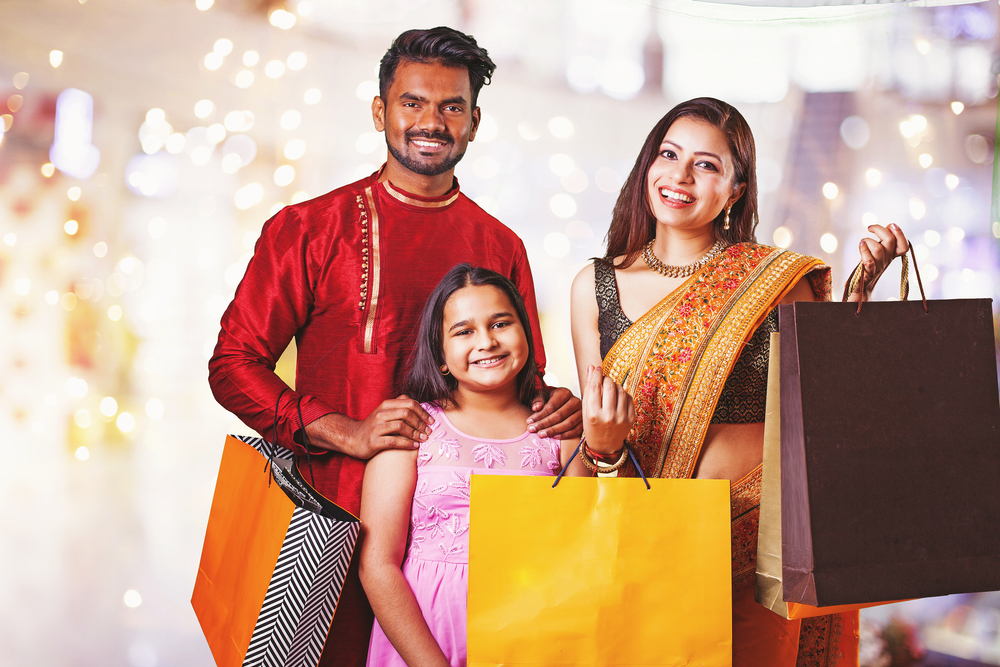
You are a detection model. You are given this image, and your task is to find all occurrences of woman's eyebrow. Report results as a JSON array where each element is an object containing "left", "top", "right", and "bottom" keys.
[{"left": 661, "top": 139, "right": 722, "bottom": 162}]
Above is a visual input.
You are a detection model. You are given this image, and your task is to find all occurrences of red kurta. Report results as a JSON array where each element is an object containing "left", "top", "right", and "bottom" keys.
[{"left": 208, "top": 169, "right": 545, "bottom": 666}]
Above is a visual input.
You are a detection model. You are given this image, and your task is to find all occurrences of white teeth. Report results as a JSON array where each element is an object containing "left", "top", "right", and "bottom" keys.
[
  {"left": 413, "top": 140, "right": 440, "bottom": 148},
  {"left": 660, "top": 188, "right": 693, "bottom": 203}
]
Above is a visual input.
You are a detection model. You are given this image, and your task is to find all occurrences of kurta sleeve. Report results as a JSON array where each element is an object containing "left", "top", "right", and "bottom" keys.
[
  {"left": 509, "top": 240, "right": 547, "bottom": 379},
  {"left": 208, "top": 207, "right": 333, "bottom": 455}
]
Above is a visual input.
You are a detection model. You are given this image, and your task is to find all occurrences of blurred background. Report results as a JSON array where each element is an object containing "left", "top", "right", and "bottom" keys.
[{"left": 0, "top": 0, "right": 997, "bottom": 665}]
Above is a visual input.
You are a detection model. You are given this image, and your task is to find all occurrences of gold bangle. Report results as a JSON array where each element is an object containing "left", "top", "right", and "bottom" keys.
[{"left": 579, "top": 442, "right": 629, "bottom": 473}]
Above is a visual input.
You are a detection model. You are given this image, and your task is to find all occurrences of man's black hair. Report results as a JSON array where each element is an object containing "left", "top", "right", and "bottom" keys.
[{"left": 379, "top": 26, "right": 496, "bottom": 107}]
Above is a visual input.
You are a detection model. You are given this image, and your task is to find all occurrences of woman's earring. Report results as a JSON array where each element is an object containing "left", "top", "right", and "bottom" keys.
[
  {"left": 724, "top": 206, "right": 732, "bottom": 231},
  {"left": 440, "top": 365, "right": 450, "bottom": 376}
]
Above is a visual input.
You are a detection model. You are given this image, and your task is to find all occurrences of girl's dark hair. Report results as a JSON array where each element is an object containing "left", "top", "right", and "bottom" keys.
[
  {"left": 379, "top": 27, "right": 496, "bottom": 107},
  {"left": 404, "top": 263, "right": 538, "bottom": 407},
  {"left": 604, "top": 97, "right": 759, "bottom": 268}
]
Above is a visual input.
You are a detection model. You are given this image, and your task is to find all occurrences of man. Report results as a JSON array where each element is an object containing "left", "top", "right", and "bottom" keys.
[{"left": 208, "top": 26, "right": 582, "bottom": 667}]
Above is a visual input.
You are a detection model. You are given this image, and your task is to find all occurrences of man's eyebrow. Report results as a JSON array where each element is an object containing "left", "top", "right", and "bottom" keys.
[
  {"left": 399, "top": 92, "right": 469, "bottom": 106},
  {"left": 662, "top": 139, "right": 722, "bottom": 162}
]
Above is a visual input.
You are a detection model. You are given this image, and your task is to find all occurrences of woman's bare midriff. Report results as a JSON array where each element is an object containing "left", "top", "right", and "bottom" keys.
[{"left": 692, "top": 422, "right": 765, "bottom": 481}]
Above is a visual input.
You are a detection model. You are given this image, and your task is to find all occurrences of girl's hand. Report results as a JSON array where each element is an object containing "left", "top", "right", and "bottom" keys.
[
  {"left": 848, "top": 224, "right": 909, "bottom": 302},
  {"left": 582, "top": 365, "right": 635, "bottom": 456}
]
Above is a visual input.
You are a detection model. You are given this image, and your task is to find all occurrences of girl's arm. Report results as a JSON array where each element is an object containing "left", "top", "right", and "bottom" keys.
[
  {"left": 559, "top": 436, "right": 588, "bottom": 476},
  {"left": 358, "top": 449, "right": 450, "bottom": 667}
]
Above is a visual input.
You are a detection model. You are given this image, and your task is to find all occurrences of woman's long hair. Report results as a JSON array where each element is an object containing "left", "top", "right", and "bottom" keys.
[
  {"left": 604, "top": 97, "right": 759, "bottom": 268},
  {"left": 403, "top": 263, "right": 538, "bottom": 408}
]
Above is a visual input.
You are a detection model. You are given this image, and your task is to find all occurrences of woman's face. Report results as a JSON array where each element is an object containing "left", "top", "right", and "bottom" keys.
[{"left": 645, "top": 116, "right": 745, "bottom": 234}]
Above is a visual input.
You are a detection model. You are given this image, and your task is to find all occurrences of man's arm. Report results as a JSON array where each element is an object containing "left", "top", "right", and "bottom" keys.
[{"left": 208, "top": 207, "right": 432, "bottom": 457}]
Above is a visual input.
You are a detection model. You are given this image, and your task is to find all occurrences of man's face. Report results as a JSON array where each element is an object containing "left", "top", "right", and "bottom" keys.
[{"left": 373, "top": 59, "right": 480, "bottom": 178}]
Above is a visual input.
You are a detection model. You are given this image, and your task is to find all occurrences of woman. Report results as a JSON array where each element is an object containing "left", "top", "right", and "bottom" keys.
[{"left": 570, "top": 97, "right": 907, "bottom": 666}]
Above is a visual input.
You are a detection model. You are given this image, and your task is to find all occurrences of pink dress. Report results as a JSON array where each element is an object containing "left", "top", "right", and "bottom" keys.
[{"left": 366, "top": 402, "right": 563, "bottom": 667}]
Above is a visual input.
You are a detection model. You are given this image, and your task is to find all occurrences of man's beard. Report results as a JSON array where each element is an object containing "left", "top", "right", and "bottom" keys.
[{"left": 386, "top": 131, "right": 466, "bottom": 177}]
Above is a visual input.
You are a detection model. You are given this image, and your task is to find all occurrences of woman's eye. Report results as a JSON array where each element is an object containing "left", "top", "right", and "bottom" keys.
[
  {"left": 660, "top": 149, "right": 676, "bottom": 159},
  {"left": 698, "top": 161, "right": 719, "bottom": 172}
]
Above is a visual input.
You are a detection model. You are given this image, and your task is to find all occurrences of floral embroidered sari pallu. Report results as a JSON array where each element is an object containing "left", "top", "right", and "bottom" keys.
[{"left": 603, "top": 243, "right": 859, "bottom": 667}]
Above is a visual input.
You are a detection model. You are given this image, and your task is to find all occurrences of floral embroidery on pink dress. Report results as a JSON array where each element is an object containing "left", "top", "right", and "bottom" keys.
[{"left": 366, "top": 402, "right": 563, "bottom": 667}]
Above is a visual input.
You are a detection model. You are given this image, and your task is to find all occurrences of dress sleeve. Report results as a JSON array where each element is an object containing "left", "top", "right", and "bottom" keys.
[
  {"left": 509, "top": 240, "right": 547, "bottom": 380},
  {"left": 208, "top": 206, "right": 333, "bottom": 454}
]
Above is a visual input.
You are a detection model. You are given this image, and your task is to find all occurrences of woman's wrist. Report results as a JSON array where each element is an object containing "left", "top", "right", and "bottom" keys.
[{"left": 579, "top": 436, "right": 629, "bottom": 473}]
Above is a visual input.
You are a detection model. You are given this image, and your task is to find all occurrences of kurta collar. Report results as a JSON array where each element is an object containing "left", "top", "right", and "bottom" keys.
[{"left": 377, "top": 165, "right": 461, "bottom": 210}]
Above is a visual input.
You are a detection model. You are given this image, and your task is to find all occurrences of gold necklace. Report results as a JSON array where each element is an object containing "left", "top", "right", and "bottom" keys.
[{"left": 642, "top": 240, "right": 726, "bottom": 278}]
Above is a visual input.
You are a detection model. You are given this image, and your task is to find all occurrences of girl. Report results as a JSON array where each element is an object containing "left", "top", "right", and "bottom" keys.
[{"left": 358, "top": 263, "right": 629, "bottom": 667}]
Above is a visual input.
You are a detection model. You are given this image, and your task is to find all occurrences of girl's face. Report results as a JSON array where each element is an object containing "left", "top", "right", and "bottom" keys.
[
  {"left": 645, "top": 116, "right": 745, "bottom": 233},
  {"left": 440, "top": 284, "right": 529, "bottom": 401}
]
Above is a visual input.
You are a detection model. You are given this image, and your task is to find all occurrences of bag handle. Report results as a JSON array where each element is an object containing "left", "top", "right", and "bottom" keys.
[
  {"left": 848, "top": 244, "right": 928, "bottom": 315},
  {"left": 551, "top": 442, "right": 650, "bottom": 490}
]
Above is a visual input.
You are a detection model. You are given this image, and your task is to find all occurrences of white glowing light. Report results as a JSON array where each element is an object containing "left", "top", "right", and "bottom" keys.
[
  {"left": 124, "top": 590, "right": 142, "bottom": 608},
  {"left": 296, "top": 0, "right": 313, "bottom": 16},
  {"left": 224, "top": 111, "right": 245, "bottom": 132},
  {"left": 865, "top": 168, "right": 881, "bottom": 186},
  {"left": 355, "top": 132, "right": 382, "bottom": 154},
  {"left": 822, "top": 182, "right": 839, "bottom": 200},
  {"left": 165, "top": 133, "right": 185, "bottom": 154},
  {"left": 304, "top": 88, "right": 322, "bottom": 105},
  {"left": 214, "top": 39, "right": 233, "bottom": 56},
  {"left": 951, "top": 101, "right": 964, "bottom": 115},
  {"left": 196, "top": 0, "right": 214, "bottom": 10},
  {"left": 204, "top": 52, "right": 223, "bottom": 71},
  {"left": 280, "top": 110, "right": 301, "bottom": 130},
  {"left": 918, "top": 153, "right": 933, "bottom": 168},
  {"left": 117, "top": 412, "right": 135, "bottom": 433},
  {"left": 548, "top": 153, "right": 575, "bottom": 177},
  {"left": 899, "top": 121, "right": 915, "bottom": 139},
  {"left": 352, "top": 82, "right": 379, "bottom": 104},
  {"left": 235, "top": 182, "right": 264, "bottom": 210},
  {"left": 243, "top": 51, "right": 259, "bottom": 66},
  {"left": 948, "top": 227, "right": 965, "bottom": 243},
  {"left": 46, "top": 290, "right": 59, "bottom": 305},
  {"left": 68, "top": 186, "right": 82, "bottom": 201},
  {"left": 291, "top": 191, "right": 308, "bottom": 204},
  {"left": 222, "top": 134, "right": 257, "bottom": 166},
  {"left": 820, "top": 233, "right": 838, "bottom": 254},
  {"left": 269, "top": 9, "right": 296, "bottom": 29},
  {"left": 235, "top": 70, "right": 254, "bottom": 88},
  {"left": 221, "top": 153, "right": 242, "bottom": 173},
  {"left": 14, "top": 278, "right": 30, "bottom": 295},
  {"left": 862, "top": 212, "right": 878, "bottom": 226},
  {"left": 773, "top": 226, "right": 793, "bottom": 248},
  {"left": 50, "top": 50, "right": 63, "bottom": 67},
  {"left": 194, "top": 99, "right": 214, "bottom": 118},
  {"left": 100, "top": 396, "right": 118, "bottom": 417},
  {"left": 3, "top": 233, "right": 15, "bottom": 246},
  {"left": 914, "top": 243, "right": 930, "bottom": 261},
  {"left": 924, "top": 265, "right": 939, "bottom": 282},
  {"left": 265, "top": 60, "right": 286, "bottom": 79},
  {"left": 548, "top": 117, "right": 574, "bottom": 139},
  {"left": 74, "top": 409, "right": 91, "bottom": 428},
  {"left": 924, "top": 230, "right": 941, "bottom": 247},
  {"left": 600, "top": 58, "right": 645, "bottom": 101},
  {"left": 945, "top": 174, "right": 959, "bottom": 190},
  {"left": 146, "top": 399, "right": 165, "bottom": 420},
  {"left": 41, "top": 163, "right": 56, "bottom": 177},
  {"left": 549, "top": 193, "right": 577, "bottom": 219},
  {"left": 75, "top": 446, "right": 90, "bottom": 461},
  {"left": 284, "top": 139, "right": 306, "bottom": 160},
  {"left": 94, "top": 241, "right": 109, "bottom": 256},
  {"left": 108, "top": 305, "right": 123, "bottom": 321},
  {"left": 64, "top": 219, "right": 79, "bottom": 235},
  {"left": 517, "top": 122, "right": 541, "bottom": 141},
  {"left": 146, "top": 108, "right": 166, "bottom": 125},
  {"left": 543, "top": 232, "right": 571, "bottom": 258},
  {"left": 287, "top": 52, "right": 306, "bottom": 71},
  {"left": 274, "top": 165, "right": 295, "bottom": 187},
  {"left": 191, "top": 146, "right": 212, "bottom": 166},
  {"left": 909, "top": 198, "right": 926, "bottom": 220},
  {"left": 65, "top": 377, "right": 89, "bottom": 398},
  {"left": 207, "top": 123, "right": 226, "bottom": 144},
  {"left": 50, "top": 88, "right": 101, "bottom": 179},
  {"left": 915, "top": 38, "right": 930, "bottom": 55},
  {"left": 595, "top": 168, "right": 622, "bottom": 193}
]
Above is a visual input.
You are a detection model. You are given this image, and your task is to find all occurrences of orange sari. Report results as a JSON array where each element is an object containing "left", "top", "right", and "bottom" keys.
[{"left": 603, "top": 243, "right": 859, "bottom": 667}]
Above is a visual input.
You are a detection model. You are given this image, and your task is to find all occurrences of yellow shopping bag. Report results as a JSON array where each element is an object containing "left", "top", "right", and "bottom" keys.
[{"left": 468, "top": 473, "right": 732, "bottom": 666}]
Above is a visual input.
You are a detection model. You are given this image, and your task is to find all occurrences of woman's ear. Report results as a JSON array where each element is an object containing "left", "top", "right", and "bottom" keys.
[{"left": 729, "top": 181, "right": 747, "bottom": 209}]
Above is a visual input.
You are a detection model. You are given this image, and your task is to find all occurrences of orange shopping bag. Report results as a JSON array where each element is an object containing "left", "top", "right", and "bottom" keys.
[
  {"left": 192, "top": 435, "right": 359, "bottom": 667},
  {"left": 468, "top": 472, "right": 732, "bottom": 666}
]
